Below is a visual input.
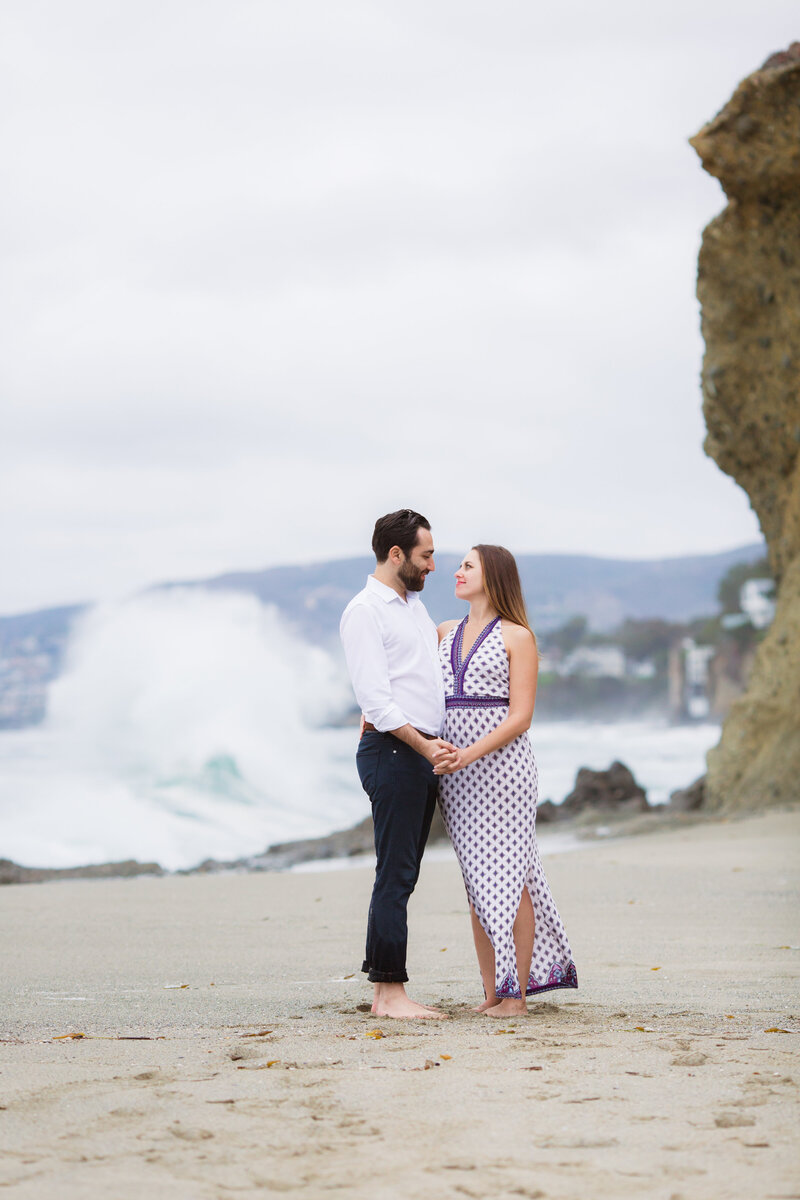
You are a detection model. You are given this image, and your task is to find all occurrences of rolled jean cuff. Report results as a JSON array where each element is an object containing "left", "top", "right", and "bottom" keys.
[{"left": 362, "top": 961, "right": 409, "bottom": 984}]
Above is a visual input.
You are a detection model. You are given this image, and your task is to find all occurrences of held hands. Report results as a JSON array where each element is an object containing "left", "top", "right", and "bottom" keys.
[
  {"left": 430, "top": 740, "right": 467, "bottom": 775},
  {"left": 422, "top": 737, "right": 455, "bottom": 767},
  {"left": 420, "top": 737, "right": 457, "bottom": 771}
]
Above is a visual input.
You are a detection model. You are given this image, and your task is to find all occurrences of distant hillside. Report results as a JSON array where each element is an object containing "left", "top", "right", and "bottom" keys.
[
  {"left": 162, "top": 542, "right": 767, "bottom": 644},
  {"left": 0, "top": 543, "right": 766, "bottom": 651},
  {"left": 0, "top": 603, "right": 86, "bottom": 652},
  {"left": 0, "top": 543, "right": 766, "bottom": 728}
]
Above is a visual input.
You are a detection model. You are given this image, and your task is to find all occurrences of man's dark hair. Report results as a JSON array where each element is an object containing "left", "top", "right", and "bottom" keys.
[{"left": 372, "top": 509, "right": 431, "bottom": 563}]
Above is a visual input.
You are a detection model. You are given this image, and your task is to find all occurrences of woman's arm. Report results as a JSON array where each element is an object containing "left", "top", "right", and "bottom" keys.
[{"left": 433, "top": 624, "right": 537, "bottom": 773}]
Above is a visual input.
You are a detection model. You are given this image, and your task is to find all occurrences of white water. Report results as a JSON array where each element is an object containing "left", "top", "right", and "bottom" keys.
[
  {"left": 0, "top": 591, "right": 358, "bottom": 870},
  {"left": 0, "top": 591, "right": 720, "bottom": 870},
  {"left": 530, "top": 720, "right": 717, "bottom": 808}
]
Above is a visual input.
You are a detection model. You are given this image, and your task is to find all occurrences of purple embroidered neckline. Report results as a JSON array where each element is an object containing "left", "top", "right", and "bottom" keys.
[{"left": 450, "top": 615, "right": 501, "bottom": 696}]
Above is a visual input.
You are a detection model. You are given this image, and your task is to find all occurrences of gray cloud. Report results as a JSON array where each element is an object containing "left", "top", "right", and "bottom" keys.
[{"left": 3, "top": 0, "right": 788, "bottom": 612}]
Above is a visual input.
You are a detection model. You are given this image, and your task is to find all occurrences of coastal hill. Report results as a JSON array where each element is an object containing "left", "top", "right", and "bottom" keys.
[
  {"left": 0, "top": 544, "right": 766, "bottom": 654},
  {"left": 163, "top": 543, "right": 766, "bottom": 645},
  {"left": 0, "top": 542, "right": 765, "bottom": 729}
]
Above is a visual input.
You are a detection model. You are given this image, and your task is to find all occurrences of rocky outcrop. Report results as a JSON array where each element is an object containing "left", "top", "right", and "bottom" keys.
[
  {"left": 189, "top": 807, "right": 451, "bottom": 874},
  {"left": 188, "top": 817, "right": 377, "bottom": 873},
  {"left": 691, "top": 45, "right": 800, "bottom": 811},
  {"left": 560, "top": 761, "right": 649, "bottom": 818},
  {"left": 0, "top": 858, "right": 163, "bottom": 886},
  {"left": 668, "top": 775, "right": 706, "bottom": 813}
]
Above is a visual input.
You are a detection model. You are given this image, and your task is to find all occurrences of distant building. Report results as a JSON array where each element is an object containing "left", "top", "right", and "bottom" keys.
[
  {"left": 721, "top": 577, "right": 775, "bottom": 632},
  {"left": 684, "top": 639, "right": 715, "bottom": 718},
  {"left": 561, "top": 645, "right": 626, "bottom": 679},
  {"left": 669, "top": 637, "right": 715, "bottom": 721},
  {"left": 739, "top": 578, "right": 775, "bottom": 629}
]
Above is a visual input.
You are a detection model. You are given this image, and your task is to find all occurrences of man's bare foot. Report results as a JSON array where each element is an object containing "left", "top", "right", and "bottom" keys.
[
  {"left": 473, "top": 997, "right": 501, "bottom": 1013},
  {"left": 371, "top": 997, "right": 447, "bottom": 1019},
  {"left": 372, "top": 996, "right": 441, "bottom": 1014},
  {"left": 483, "top": 997, "right": 527, "bottom": 1018},
  {"left": 371, "top": 983, "right": 448, "bottom": 1020}
]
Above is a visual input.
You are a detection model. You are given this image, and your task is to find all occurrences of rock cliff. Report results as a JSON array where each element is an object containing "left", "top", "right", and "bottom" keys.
[{"left": 690, "top": 45, "right": 800, "bottom": 810}]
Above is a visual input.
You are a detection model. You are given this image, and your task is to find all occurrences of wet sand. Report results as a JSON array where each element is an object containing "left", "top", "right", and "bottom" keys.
[{"left": 1, "top": 809, "right": 798, "bottom": 1199}]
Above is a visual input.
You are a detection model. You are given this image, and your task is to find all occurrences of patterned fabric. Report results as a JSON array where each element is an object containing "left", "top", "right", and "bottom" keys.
[{"left": 438, "top": 618, "right": 578, "bottom": 999}]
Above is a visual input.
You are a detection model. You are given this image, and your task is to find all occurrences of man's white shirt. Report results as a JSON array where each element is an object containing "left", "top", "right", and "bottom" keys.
[{"left": 340, "top": 575, "right": 445, "bottom": 736}]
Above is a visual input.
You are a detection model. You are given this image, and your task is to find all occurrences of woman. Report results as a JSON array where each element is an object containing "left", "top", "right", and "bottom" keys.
[{"left": 434, "top": 545, "right": 577, "bottom": 1017}]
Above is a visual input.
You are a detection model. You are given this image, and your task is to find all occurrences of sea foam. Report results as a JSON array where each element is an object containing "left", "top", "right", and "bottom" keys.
[{"left": 0, "top": 590, "right": 363, "bottom": 870}]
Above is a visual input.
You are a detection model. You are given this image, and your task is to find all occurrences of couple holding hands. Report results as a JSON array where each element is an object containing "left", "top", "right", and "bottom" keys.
[{"left": 340, "top": 509, "right": 577, "bottom": 1020}]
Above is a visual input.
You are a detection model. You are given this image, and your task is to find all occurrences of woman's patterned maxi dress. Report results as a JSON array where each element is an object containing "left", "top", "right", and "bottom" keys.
[{"left": 438, "top": 617, "right": 578, "bottom": 999}]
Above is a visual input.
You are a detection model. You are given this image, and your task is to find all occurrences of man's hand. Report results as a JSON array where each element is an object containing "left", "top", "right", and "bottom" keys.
[
  {"left": 432, "top": 745, "right": 467, "bottom": 774},
  {"left": 389, "top": 724, "right": 458, "bottom": 763},
  {"left": 422, "top": 737, "right": 457, "bottom": 768}
]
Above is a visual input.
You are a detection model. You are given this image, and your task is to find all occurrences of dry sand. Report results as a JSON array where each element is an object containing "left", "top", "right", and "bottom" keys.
[{"left": 1, "top": 809, "right": 798, "bottom": 1199}]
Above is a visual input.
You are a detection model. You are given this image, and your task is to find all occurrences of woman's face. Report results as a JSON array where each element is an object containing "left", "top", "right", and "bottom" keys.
[{"left": 454, "top": 549, "right": 484, "bottom": 602}]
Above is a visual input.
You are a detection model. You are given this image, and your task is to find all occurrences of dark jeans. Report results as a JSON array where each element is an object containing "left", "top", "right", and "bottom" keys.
[{"left": 356, "top": 730, "right": 438, "bottom": 983}]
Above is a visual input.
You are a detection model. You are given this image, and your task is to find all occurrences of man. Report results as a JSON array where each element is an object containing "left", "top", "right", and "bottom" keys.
[{"left": 340, "top": 509, "right": 453, "bottom": 1019}]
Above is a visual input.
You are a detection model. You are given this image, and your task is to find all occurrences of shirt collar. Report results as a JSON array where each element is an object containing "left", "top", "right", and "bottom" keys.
[{"left": 366, "top": 574, "right": 417, "bottom": 606}]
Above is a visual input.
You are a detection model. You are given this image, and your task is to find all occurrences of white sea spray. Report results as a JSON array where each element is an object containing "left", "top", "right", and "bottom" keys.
[{"left": 0, "top": 591, "right": 360, "bottom": 870}]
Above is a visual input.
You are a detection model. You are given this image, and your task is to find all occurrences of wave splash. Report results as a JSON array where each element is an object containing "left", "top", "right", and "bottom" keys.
[{"left": 1, "top": 590, "right": 362, "bottom": 870}]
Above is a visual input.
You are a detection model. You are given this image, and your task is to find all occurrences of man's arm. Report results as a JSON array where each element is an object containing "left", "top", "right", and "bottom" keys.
[
  {"left": 340, "top": 603, "right": 453, "bottom": 765},
  {"left": 340, "top": 603, "right": 406, "bottom": 731},
  {"left": 388, "top": 722, "right": 452, "bottom": 765}
]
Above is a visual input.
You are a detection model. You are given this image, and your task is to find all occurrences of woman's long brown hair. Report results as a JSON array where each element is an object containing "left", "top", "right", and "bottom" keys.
[{"left": 473, "top": 544, "right": 536, "bottom": 643}]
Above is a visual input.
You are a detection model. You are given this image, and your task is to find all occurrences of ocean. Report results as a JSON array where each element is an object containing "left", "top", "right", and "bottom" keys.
[{"left": 0, "top": 590, "right": 720, "bottom": 871}]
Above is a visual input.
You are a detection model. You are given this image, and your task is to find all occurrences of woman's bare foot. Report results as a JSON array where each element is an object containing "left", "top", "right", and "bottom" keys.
[
  {"left": 473, "top": 997, "right": 502, "bottom": 1013},
  {"left": 483, "top": 997, "right": 527, "bottom": 1018},
  {"left": 371, "top": 983, "right": 448, "bottom": 1020}
]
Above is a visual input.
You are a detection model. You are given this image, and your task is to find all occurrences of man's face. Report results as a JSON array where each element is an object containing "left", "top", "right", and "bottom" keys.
[{"left": 398, "top": 528, "right": 435, "bottom": 592}]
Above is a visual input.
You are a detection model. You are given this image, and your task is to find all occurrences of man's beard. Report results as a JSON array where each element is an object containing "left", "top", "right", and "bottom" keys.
[{"left": 399, "top": 558, "right": 428, "bottom": 592}]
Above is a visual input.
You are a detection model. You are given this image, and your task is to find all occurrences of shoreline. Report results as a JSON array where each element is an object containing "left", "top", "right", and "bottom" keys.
[
  {"left": 0, "top": 722, "right": 721, "bottom": 882},
  {"left": 0, "top": 755, "right": 717, "bottom": 886},
  {"left": 0, "top": 795, "right": 726, "bottom": 887}
]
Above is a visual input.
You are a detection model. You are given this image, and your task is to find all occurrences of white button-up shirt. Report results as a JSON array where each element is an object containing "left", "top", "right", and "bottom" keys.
[{"left": 340, "top": 575, "right": 445, "bottom": 736}]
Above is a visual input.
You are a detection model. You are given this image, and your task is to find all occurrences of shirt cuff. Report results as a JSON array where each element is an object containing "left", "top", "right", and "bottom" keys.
[{"left": 367, "top": 703, "right": 407, "bottom": 733}]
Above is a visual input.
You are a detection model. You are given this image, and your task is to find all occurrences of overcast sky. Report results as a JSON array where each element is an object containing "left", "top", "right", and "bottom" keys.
[{"left": 2, "top": 1, "right": 794, "bottom": 616}]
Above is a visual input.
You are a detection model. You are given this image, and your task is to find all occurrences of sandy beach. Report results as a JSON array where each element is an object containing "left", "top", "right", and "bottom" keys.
[{"left": 1, "top": 809, "right": 798, "bottom": 1199}]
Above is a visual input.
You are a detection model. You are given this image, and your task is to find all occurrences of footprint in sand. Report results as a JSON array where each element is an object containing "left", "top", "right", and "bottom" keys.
[
  {"left": 730, "top": 1086, "right": 771, "bottom": 1108},
  {"left": 714, "top": 1112, "right": 756, "bottom": 1128},
  {"left": 535, "top": 1135, "right": 619, "bottom": 1149},
  {"left": 169, "top": 1124, "right": 214, "bottom": 1141},
  {"left": 662, "top": 1164, "right": 708, "bottom": 1179},
  {"left": 227, "top": 1043, "right": 265, "bottom": 1062}
]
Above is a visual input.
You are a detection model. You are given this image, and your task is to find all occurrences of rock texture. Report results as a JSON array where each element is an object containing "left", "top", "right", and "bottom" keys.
[
  {"left": 690, "top": 45, "right": 800, "bottom": 811},
  {"left": 561, "top": 761, "right": 649, "bottom": 818},
  {"left": 668, "top": 775, "right": 706, "bottom": 813},
  {"left": 189, "top": 807, "right": 451, "bottom": 874},
  {"left": 0, "top": 859, "right": 163, "bottom": 886}
]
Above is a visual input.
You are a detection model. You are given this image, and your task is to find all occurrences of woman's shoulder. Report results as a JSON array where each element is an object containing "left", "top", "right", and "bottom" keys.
[
  {"left": 498, "top": 620, "right": 537, "bottom": 648},
  {"left": 437, "top": 618, "right": 461, "bottom": 642}
]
